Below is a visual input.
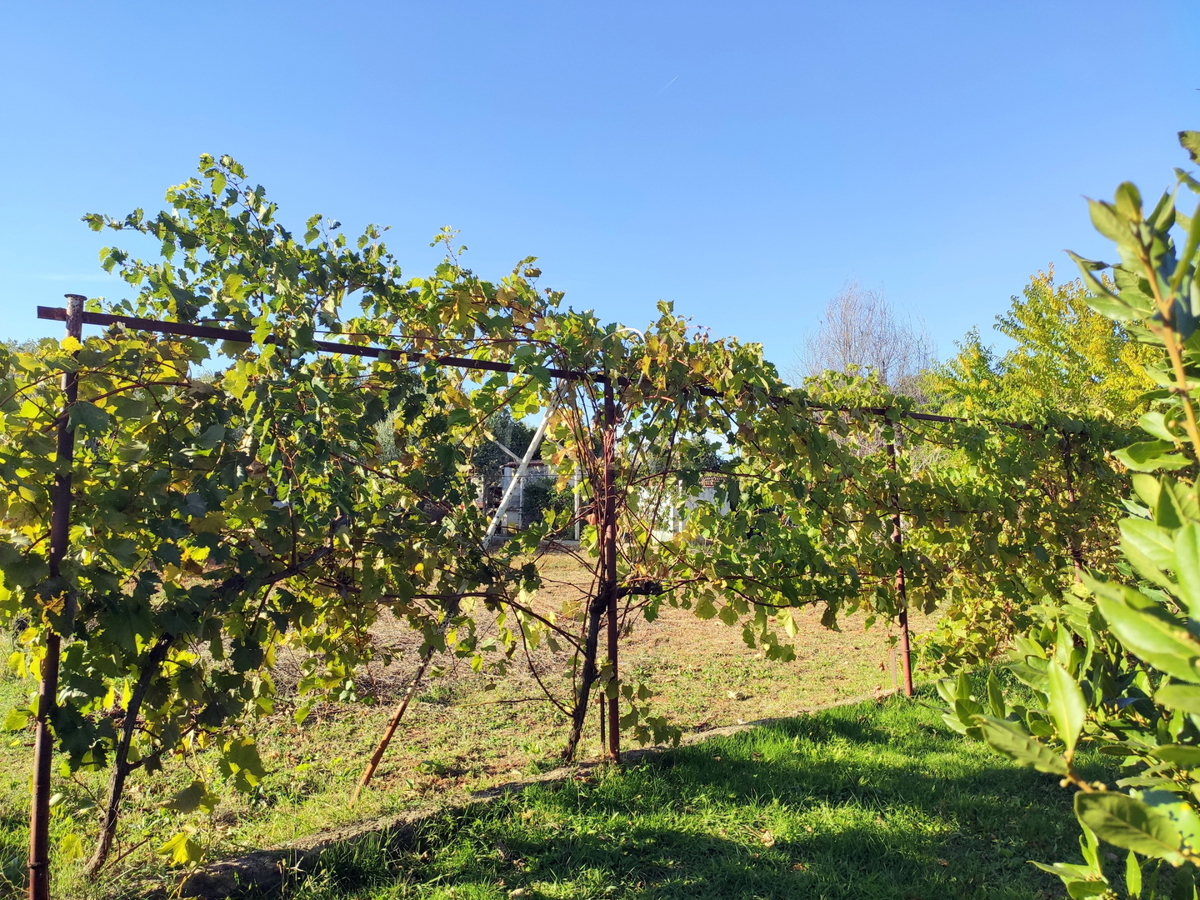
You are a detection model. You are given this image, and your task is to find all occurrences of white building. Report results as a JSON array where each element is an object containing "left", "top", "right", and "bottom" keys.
[
  {"left": 646, "top": 474, "right": 726, "bottom": 541},
  {"left": 494, "top": 459, "right": 555, "bottom": 531}
]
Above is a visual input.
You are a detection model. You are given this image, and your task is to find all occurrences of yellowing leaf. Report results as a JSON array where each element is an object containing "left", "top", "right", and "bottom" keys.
[
  {"left": 157, "top": 830, "right": 204, "bottom": 866},
  {"left": 60, "top": 833, "right": 84, "bottom": 862}
]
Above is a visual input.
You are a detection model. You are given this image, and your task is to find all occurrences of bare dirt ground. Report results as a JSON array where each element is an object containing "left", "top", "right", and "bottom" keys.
[{"left": 288, "top": 551, "right": 934, "bottom": 792}]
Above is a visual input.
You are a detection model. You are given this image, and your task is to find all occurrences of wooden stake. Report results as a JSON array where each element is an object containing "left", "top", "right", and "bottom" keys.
[
  {"left": 598, "top": 693, "right": 606, "bottom": 756},
  {"left": 352, "top": 649, "right": 434, "bottom": 805}
]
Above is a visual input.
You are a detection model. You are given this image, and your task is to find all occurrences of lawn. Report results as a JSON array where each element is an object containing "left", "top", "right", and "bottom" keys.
[{"left": 268, "top": 695, "right": 1113, "bottom": 900}]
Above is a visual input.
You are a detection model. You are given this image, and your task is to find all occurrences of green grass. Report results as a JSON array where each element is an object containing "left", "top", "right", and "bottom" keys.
[{"left": 267, "top": 695, "right": 1111, "bottom": 900}]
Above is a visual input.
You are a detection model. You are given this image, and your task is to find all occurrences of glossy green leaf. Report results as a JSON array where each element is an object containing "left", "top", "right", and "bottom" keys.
[
  {"left": 987, "top": 670, "right": 1006, "bottom": 719},
  {"left": 972, "top": 715, "right": 1068, "bottom": 775},
  {"left": 1116, "top": 442, "right": 1193, "bottom": 473},
  {"left": 1152, "top": 744, "right": 1200, "bottom": 767},
  {"left": 1175, "top": 524, "right": 1200, "bottom": 616},
  {"left": 1090, "top": 579, "right": 1200, "bottom": 683},
  {"left": 1125, "top": 850, "right": 1142, "bottom": 898},
  {"left": 1074, "top": 792, "right": 1185, "bottom": 866},
  {"left": 1139, "top": 411, "right": 1179, "bottom": 443},
  {"left": 1156, "top": 683, "right": 1200, "bottom": 716},
  {"left": 1120, "top": 518, "right": 1177, "bottom": 572},
  {"left": 1047, "top": 661, "right": 1087, "bottom": 756}
]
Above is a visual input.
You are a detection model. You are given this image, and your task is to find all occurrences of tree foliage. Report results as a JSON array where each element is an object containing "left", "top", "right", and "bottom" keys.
[
  {"left": 472, "top": 408, "right": 536, "bottom": 497},
  {"left": 929, "top": 267, "right": 1155, "bottom": 423}
]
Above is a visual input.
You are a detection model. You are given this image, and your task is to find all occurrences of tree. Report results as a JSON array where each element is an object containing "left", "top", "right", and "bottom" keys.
[
  {"left": 520, "top": 476, "right": 570, "bottom": 527},
  {"left": 471, "top": 408, "right": 536, "bottom": 497},
  {"left": 796, "top": 283, "right": 933, "bottom": 398},
  {"left": 928, "top": 267, "right": 1155, "bottom": 423}
]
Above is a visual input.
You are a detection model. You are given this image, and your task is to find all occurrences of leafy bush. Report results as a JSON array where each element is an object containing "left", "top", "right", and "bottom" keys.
[
  {"left": 521, "top": 476, "right": 572, "bottom": 528},
  {"left": 943, "top": 131, "right": 1200, "bottom": 897}
]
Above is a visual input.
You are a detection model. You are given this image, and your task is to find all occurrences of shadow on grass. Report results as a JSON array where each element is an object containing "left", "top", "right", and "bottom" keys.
[
  {"left": 0, "top": 811, "right": 24, "bottom": 898},
  {"left": 263, "top": 698, "right": 1121, "bottom": 900}
]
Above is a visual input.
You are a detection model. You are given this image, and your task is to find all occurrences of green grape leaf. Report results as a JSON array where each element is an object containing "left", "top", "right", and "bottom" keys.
[
  {"left": 166, "top": 780, "right": 218, "bottom": 814},
  {"left": 219, "top": 737, "right": 267, "bottom": 792},
  {"left": 67, "top": 400, "right": 112, "bottom": 435},
  {"left": 2, "top": 707, "right": 30, "bottom": 732},
  {"left": 157, "top": 830, "right": 204, "bottom": 866}
]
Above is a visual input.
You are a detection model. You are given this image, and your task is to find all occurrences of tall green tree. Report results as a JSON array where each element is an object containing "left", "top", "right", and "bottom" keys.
[{"left": 929, "top": 267, "right": 1155, "bottom": 422}]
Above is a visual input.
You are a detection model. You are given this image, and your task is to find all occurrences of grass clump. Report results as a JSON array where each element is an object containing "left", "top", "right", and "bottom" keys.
[{"left": 274, "top": 694, "right": 1100, "bottom": 900}]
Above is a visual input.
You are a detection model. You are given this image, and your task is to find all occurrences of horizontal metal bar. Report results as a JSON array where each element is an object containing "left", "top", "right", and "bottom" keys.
[
  {"left": 36, "top": 305, "right": 1040, "bottom": 431},
  {"left": 37, "top": 306, "right": 595, "bottom": 383},
  {"left": 38, "top": 306, "right": 253, "bottom": 342}
]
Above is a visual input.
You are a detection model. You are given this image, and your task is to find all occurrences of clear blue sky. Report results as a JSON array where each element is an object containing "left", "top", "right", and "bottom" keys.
[{"left": 2, "top": 1, "right": 1198, "bottom": 371}]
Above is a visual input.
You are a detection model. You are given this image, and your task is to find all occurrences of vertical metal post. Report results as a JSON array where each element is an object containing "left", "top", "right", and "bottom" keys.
[
  {"left": 602, "top": 377, "right": 620, "bottom": 762},
  {"left": 573, "top": 465, "right": 582, "bottom": 543},
  {"left": 29, "top": 294, "right": 84, "bottom": 900},
  {"left": 598, "top": 693, "right": 606, "bottom": 756},
  {"left": 886, "top": 438, "right": 914, "bottom": 698},
  {"left": 1061, "top": 434, "right": 1085, "bottom": 580}
]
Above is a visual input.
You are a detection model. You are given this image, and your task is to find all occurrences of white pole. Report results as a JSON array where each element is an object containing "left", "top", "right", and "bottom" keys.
[{"left": 485, "top": 393, "right": 560, "bottom": 542}]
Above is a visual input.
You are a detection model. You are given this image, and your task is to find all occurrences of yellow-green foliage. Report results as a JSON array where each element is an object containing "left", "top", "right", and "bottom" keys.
[{"left": 929, "top": 267, "right": 1155, "bottom": 423}]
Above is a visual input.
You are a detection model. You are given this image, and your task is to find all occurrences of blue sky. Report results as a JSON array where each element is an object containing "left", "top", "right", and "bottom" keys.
[{"left": 2, "top": 1, "right": 1198, "bottom": 372}]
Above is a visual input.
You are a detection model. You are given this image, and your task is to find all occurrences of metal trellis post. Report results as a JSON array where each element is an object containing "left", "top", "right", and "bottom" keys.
[
  {"left": 29, "top": 294, "right": 84, "bottom": 900},
  {"left": 886, "top": 437, "right": 914, "bottom": 698}
]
